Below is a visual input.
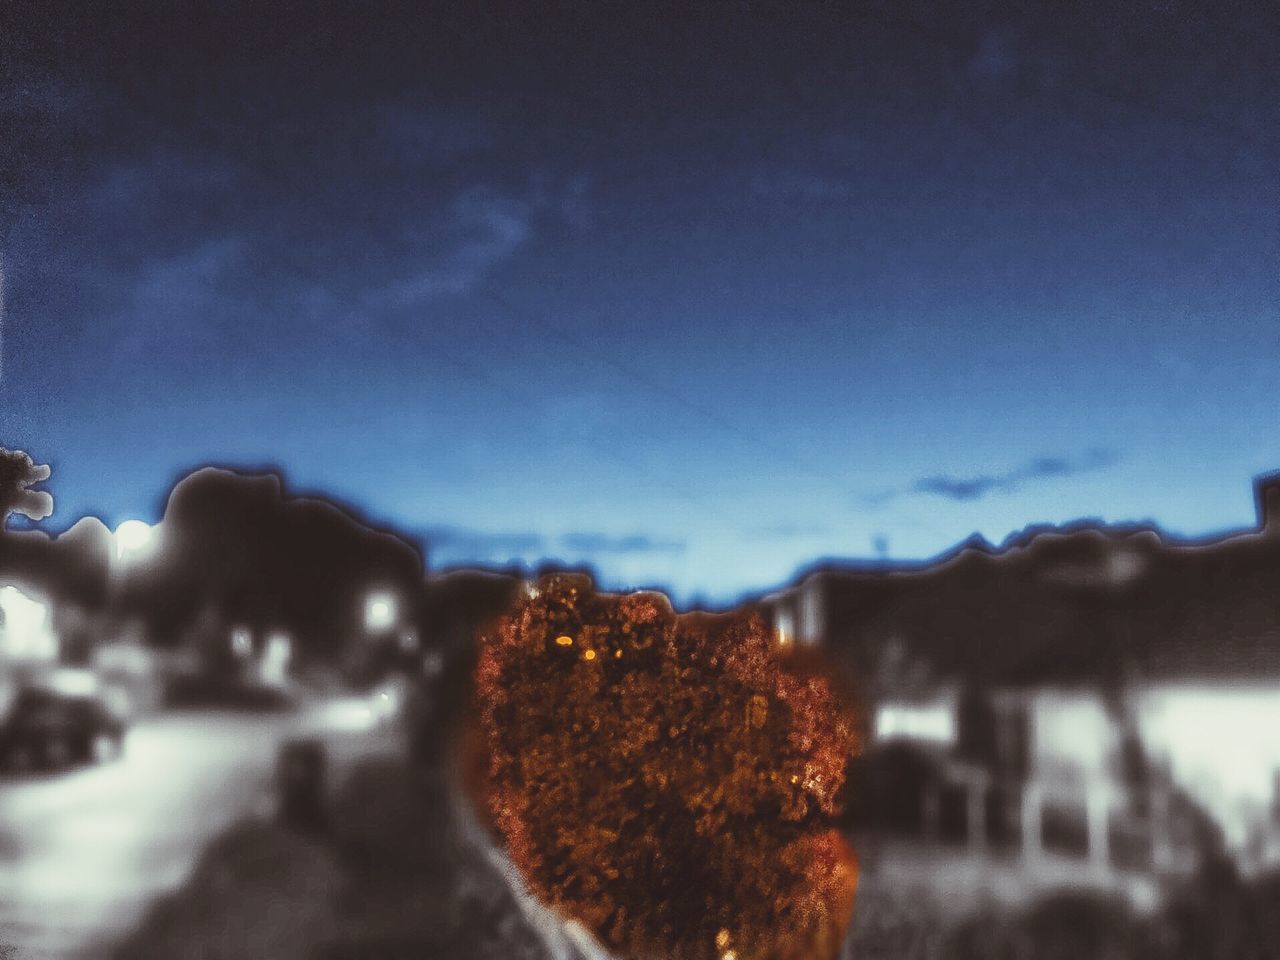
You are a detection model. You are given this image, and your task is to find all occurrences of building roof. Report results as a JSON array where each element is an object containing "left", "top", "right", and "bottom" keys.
[{"left": 779, "top": 516, "right": 1280, "bottom": 689}]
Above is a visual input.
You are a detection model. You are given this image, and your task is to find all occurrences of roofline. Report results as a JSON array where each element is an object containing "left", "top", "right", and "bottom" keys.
[{"left": 766, "top": 511, "right": 1275, "bottom": 598}]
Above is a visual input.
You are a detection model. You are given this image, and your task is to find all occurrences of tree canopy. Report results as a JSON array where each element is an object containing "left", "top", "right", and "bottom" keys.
[
  {"left": 473, "top": 573, "right": 859, "bottom": 960},
  {"left": 0, "top": 448, "right": 53, "bottom": 526},
  {"left": 129, "top": 467, "right": 424, "bottom": 662}
]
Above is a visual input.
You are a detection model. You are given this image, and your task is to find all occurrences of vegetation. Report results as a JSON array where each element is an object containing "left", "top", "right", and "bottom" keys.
[
  {"left": 472, "top": 573, "right": 859, "bottom": 960},
  {"left": 0, "top": 447, "right": 53, "bottom": 526}
]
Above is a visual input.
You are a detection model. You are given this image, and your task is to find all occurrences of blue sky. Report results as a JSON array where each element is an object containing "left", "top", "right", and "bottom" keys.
[{"left": 2, "top": 2, "right": 1278, "bottom": 602}]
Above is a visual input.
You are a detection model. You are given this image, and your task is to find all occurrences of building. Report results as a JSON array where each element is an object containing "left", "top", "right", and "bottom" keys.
[
  {"left": 0, "top": 581, "right": 58, "bottom": 663},
  {"left": 762, "top": 472, "right": 1280, "bottom": 906}
]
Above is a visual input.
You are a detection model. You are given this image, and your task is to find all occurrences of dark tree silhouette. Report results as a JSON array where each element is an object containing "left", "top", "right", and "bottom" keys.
[
  {"left": 0, "top": 448, "right": 53, "bottom": 527},
  {"left": 124, "top": 467, "right": 424, "bottom": 672},
  {"left": 0, "top": 452, "right": 112, "bottom": 616}
]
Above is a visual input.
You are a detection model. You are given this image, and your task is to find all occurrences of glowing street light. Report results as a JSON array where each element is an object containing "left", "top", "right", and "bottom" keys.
[
  {"left": 230, "top": 626, "right": 253, "bottom": 659},
  {"left": 113, "top": 520, "right": 155, "bottom": 564},
  {"left": 364, "top": 591, "right": 397, "bottom": 632}
]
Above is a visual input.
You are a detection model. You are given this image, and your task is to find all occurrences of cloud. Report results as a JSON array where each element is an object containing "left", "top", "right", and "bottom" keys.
[
  {"left": 750, "top": 172, "right": 856, "bottom": 203},
  {"left": 89, "top": 150, "right": 242, "bottom": 212},
  {"left": 913, "top": 473, "right": 1013, "bottom": 501},
  {"left": 868, "top": 448, "right": 1120, "bottom": 506},
  {"left": 555, "top": 176, "right": 593, "bottom": 234},
  {"left": 129, "top": 238, "right": 244, "bottom": 316},
  {"left": 962, "top": 26, "right": 1063, "bottom": 96},
  {"left": 72, "top": 235, "right": 249, "bottom": 372},
  {"left": 420, "top": 526, "right": 685, "bottom": 562},
  {"left": 422, "top": 525, "right": 547, "bottom": 557},
  {"left": 559, "top": 533, "right": 685, "bottom": 555},
  {"left": 744, "top": 523, "right": 830, "bottom": 541},
  {"left": 373, "top": 174, "right": 593, "bottom": 306},
  {"left": 370, "top": 103, "right": 498, "bottom": 163},
  {"left": 966, "top": 28, "right": 1020, "bottom": 83},
  {"left": 378, "top": 189, "right": 538, "bottom": 304}
]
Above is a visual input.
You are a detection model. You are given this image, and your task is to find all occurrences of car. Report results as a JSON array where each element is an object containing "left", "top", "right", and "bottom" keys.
[{"left": 0, "top": 686, "right": 127, "bottom": 772}]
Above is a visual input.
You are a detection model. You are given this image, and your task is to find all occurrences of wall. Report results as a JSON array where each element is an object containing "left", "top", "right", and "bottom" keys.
[{"left": 1134, "top": 681, "right": 1280, "bottom": 850}]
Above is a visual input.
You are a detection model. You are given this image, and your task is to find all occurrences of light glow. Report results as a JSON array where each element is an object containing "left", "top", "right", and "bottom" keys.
[
  {"left": 260, "top": 632, "right": 292, "bottom": 685},
  {"left": 46, "top": 667, "right": 98, "bottom": 697},
  {"left": 874, "top": 699, "right": 956, "bottom": 745},
  {"left": 316, "top": 698, "right": 377, "bottom": 731},
  {"left": 365, "top": 592, "right": 397, "bottom": 631},
  {"left": 113, "top": 520, "right": 155, "bottom": 564},
  {"left": 0, "top": 584, "right": 57, "bottom": 661},
  {"left": 230, "top": 627, "right": 253, "bottom": 659},
  {"left": 421, "top": 649, "right": 444, "bottom": 678}
]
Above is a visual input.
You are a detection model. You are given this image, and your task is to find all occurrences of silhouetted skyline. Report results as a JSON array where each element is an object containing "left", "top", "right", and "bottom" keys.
[{"left": 2, "top": 2, "right": 1277, "bottom": 600}]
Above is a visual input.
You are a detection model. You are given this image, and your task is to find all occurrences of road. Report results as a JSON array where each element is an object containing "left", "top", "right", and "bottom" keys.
[{"left": 0, "top": 709, "right": 309, "bottom": 960}]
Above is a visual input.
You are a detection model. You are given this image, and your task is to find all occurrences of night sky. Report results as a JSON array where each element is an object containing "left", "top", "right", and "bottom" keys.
[{"left": 2, "top": 1, "right": 1277, "bottom": 602}]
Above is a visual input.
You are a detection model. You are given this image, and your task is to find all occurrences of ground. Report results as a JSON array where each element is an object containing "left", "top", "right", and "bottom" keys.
[
  {"left": 0, "top": 710, "right": 293, "bottom": 959},
  {"left": 14, "top": 695, "right": 1252, "bottom": 960},
  {"left": 113, "top": 754, "right": 571, "bottom": 960}
]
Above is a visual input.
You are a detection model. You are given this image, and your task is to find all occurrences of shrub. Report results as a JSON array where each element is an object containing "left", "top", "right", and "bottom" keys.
[{"left": 472, "top": 574, "right": 859, "bottom": 960}]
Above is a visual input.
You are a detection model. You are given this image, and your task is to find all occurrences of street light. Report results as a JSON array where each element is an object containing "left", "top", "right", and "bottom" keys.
[
  {"left": 113, "top": 520, "right": 155, "bottom": 565},
  {"left": 364, "top": 591, "right": 398, "bottom": 632}
]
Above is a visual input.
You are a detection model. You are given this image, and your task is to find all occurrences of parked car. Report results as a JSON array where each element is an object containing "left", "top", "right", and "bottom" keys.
[{"left": 0, "top": 686, "right": 127, "bottom": 771}]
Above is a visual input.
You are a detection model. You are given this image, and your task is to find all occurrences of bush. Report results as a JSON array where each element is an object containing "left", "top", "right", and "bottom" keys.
[{"left": 472, "top": 574, "right": 859, "bottom": 960}]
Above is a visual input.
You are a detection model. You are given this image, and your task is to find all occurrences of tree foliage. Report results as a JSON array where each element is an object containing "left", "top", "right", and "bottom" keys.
[
  {"left": 472, "top": 573, "right": 859, "bottom": 960},
  {"left": 0, "top": 448, "right": 53, "bottom": 526},
  {"left": 127, "top": 467, "right": 423, "bottom": 663}
]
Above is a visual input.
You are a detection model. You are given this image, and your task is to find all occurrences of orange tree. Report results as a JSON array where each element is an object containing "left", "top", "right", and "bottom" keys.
[{"left": 471, "top": 573, "right": 859, "bottom": 960}]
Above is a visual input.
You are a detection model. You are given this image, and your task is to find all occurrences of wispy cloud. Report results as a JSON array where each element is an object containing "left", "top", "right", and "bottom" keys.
[
  {"left": 370, "top": 103, "right": 498, "bottom": 163},
  {"left": 866, "top": 448, "right": 1121, "bottom": 506},
  {"left": 750, "top": 172, "right": 856, "bottom": 203},
  {"left": 422, "top": 525, "right": 547, "bottom": 557},
  {"left": 963, "top": 26, "right": 1063, "bottom": 95},
  {"left": 354, "top": 172, "right": 592, "bottom": 308},
  {"left": 744, "top": 522, "right": 831, "bottom": 541},
  {"left": 379, "top": 189, "right": 538, "bottom": 305},
  {"left": 84, "top": 236, "right": 249, "bottom": 370},
  {"left": 966, "top": 28, "right": 1021, "bottom": 83},
  {"left": 555, "top": 176, "right": 593, "bottom": 234},
  {"left": 420, "top": 526, "right": 685, "bottom": 561},
  {"left": 559, "top": 533, "right": 685, "bottom": 555}
]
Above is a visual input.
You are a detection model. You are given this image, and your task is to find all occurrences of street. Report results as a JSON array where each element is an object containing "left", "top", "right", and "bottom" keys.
[{"left": 0, "top": 709, "right": 304, "bottom": 960}]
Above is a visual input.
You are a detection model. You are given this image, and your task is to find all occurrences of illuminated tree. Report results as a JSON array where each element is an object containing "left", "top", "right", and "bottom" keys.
[{"left": 472, "top": 573, "right": 859, "bottom": 960}]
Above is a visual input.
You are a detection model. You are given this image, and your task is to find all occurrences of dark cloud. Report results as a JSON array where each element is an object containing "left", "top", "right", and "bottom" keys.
[
  {"left": 916, "top": 449, "right": 1119, "bottom": 502},
  {"left": 913, "top": 473, "right": 1018, "bottom": 502},
  {"left": 420, "top": 527, "right": 685, "bottom": 561},
  {"left": 421, "top": 526, "right": 547, "bottom": 558},
  {"left": 744, "top": 523, "right": 830, "bottom": 541},
  {"left": 559, "top": 533, "right": 685, "bottom": 555},
  {"left": 869, "top": 449, "right": 1120, "bottom": 506}
]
